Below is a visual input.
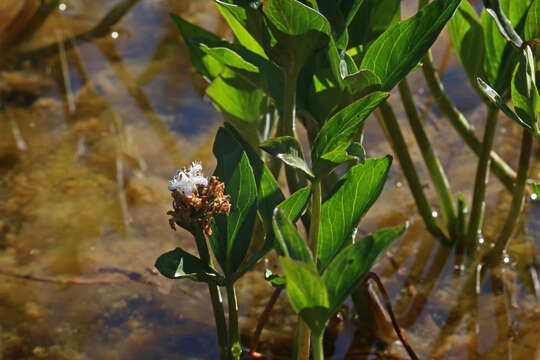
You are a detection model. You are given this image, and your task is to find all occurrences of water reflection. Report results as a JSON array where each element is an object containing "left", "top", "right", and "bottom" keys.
[{"left": 0, "top": 1, "right": 539, "bottom": 359}]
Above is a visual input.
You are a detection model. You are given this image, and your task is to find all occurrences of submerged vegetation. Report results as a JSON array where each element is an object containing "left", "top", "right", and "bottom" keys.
[{"left": 0, "top": 0, "right": 539, "bottom": 359}]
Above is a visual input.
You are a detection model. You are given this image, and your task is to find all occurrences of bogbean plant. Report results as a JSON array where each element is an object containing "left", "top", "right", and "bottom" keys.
[{"left": 154, "top": 0, "right": 539, "bottom": 359}]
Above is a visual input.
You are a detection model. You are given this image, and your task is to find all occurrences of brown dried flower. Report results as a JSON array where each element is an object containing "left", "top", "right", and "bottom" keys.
[{"left": 167, "top": 163, "right": 230, "bottom": 236}]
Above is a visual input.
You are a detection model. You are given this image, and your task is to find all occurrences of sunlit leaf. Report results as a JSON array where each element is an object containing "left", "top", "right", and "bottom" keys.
[
  {"left": 262, "top": 0, "right": 331, "bottom": 72},
  {"left": 260, "top": 136, "right": 314, "bottom": 178},
  {"left": 207, "top": 69, "right": 262, "bottom": 149},
  {"left": 524, "top": 0, "right": 540, "bottom": 41},
  {"left": 155, "top": 248, "right": 224, "bottom": 283},
  {"left": 322, "top": 224, "right": 405, "bottom": 315},
  {"left": 279, "top": 257, "right": 329, "bottom": 334},
  {"left": 482, "top": 0, "right": 524, "bottom": 48},
  {"left": 360, "top": 0, "right": 461, "bottom": 91},
  {"left": 318, "top": 156, "right": 392, "bottom": 270},
  {"left": 448, "top": 1, "right": 486, "bottom": 94},
  {"left": 215, "top": 0, "right": 268, "bottom": 57},
  {"left": 311, "top": 92, "right": 388, "bottom": 169}
]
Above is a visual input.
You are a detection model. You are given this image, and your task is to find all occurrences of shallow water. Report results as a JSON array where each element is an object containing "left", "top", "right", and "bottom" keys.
[{"left": 0, "top": 1, "right": 539, "bottom": 359}]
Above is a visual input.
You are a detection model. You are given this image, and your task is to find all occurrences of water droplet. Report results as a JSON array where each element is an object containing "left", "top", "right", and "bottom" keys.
[
  {"left": 431, "top": 210, "right": 438, "bottom": 218},
  {"left": 503, "top": 256, "right": 510, "bottom": 264},
  {"left": 59, "top": 3, "right": 66, "bottom": 11},
  {"left": 478, "top": 237, "right": 485, "bottom": 244},
  {"left": 396, "top": 181, "right": 403, "bottom": 188},
  {"left": 531, "top": 193, "right": 538, "bottom": 201},
  {"left": 111, "top": 31, "right": 119, "bottom": 39}
]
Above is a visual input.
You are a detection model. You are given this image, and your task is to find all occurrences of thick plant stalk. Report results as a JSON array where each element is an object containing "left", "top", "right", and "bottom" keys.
[
  {"left": 193, "top": 227, "right": 229, "bottom": 360},
  {"left": 484, "top": 131, "right": 533, "bottom": 264},
  {"left": 227, "top": 283, "right": 242, "bottom": 360},
  {"left": 421, "top": 52, "right": 516, "bottom": 192},
  {"left": 398, "top": 79, "right": 458, "bottom": 238},
  {"left": 311, "top": 331, "right": 325, "bottom": 360},
  {"left": 466, "top": 106, "right": 499, "bottom": 260},
  {"left": 376, "top": 101, "right": 450, "bottom": 244}
]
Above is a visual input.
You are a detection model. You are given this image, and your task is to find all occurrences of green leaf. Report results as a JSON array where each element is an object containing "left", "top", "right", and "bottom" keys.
[
  {"left": 448, "top": 1, "right": 486, "bottom": 93},
  {"left": 170, "top": 14, "right": 224, "bottom": 81},
  {"left": 214, "top": 125, "right": 284, "bottom": 231},
  {"left": 481, "top": 0, "right": 530, "bottom": 95},
  {"left": 360, "top": 0, "right": 462, "bottom": 91},
  {"left": 477, "top": 77, "right": 533, "bottom": 130},
  {"left": 511, "top": 47, "right": 539, "bottom": 130},
  {"left": 207, "top": 69, "right": 262, "bottom": 150},
  {"left": 215, "top": 0, "right": 268, "bottom": 57},
  {"left": 482, "top": 0, "right": 524, "bottom": 48},
  {"left": 262, "top": 0, "right": 331, "bottom": 72},
  {"left": 322, "top": 224, "right": 405, "bottom": 316},
  {"left": 524, "top": 0, "right": 540, "bottom": 40},
  {"left": 260, "top": 136, "right": 314, "bottom": 178},
  {"left": 316, "top": 0, "right": 365, "bottom": 49},
  {"left": 313, "top": 142, "right": 366, "bottom": 177},
  {"left": 210, "top": 152, "right": 258, "bottom": 275},
  {"left": 343, "top": 69, "right": 382, "bottom": 97},
  {"left": 279, "top": 257, "right": 329, "bottom": 334},
  {"left": 318, "top": 156, "right": 393, "bottom": 270},
  {"left": 155, "top": 248, "right": 223, "bottom": 283},
  {"left": 347, "top": 0, "right": 400, "bottom": 58},
  {"left": 278, "top": 184, "right": 312, "bottom": 221},
  {"left": 273, "top": 208, "right": 314, "bottom": 264},
  {"left": 311, "top": 92, "right": 388, "bottom": 168}
]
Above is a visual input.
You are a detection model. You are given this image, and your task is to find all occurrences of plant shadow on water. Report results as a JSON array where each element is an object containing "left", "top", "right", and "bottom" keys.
[{"left": 0, "top": 0, "right": 539, "bottom": 359}]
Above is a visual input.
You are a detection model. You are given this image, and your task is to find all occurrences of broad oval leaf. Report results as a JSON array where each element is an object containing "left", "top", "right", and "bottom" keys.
[
  {"left": 448, "top": 1, "right": 486, "bottom": 94},
  {"left": 278, "top": 184, "right": 312, "bottom": 222},
  {"left": 273, "top": 208, "right": 314, "bottom": 265},
  {"left": 322, "top": 224, "right": 405, "bottom": 316},
  {"left": 260, "top": 136, "right": 314, "bottom": 178},
  {"left": 155, "top": 248, "right": 224, "bottom": 284},
  {"left": 511, "top": 47, "right": 539, "bottom": 131},
  {"left": 318, "top": 156, "right": 393, "bottom": 270},
  {"left": 311, "top": 91, "right": 388, "bottom": 169},
  {"left": 215, "top": 0, "right": 268, "bottom": 57},
  {"left": 262, "top": 0, "right": 331, "bottom": 72},
  {"left": 279, "top": 257, "right": 329, "bottom": 334},
  {"left": 524, "top": 0, "right": 540, "bottom": 41},
  {"left": 207, "top": 69, "right": 262, "bottom": 150},
  {"left": 210, "top": 152, "right": 258, "bottom": 275},
  {"left": 360, "top": 0, "right": 462, "bottom": 91}
]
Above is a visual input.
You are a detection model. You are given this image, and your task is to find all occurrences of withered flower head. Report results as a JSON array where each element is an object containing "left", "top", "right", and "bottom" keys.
[{"left": 167, "top": 162, "right": 230, "bottom": 236}]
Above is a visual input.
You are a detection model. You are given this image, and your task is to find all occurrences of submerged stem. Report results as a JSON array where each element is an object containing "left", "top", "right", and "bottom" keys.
[
  {"left": 193, "top": 227, "right": 229, "bottom": 360},
  {"left": 398, "top": 79, "right": 458, "bottom": 238},
  {"left": 312, "top": 331, "right": 325, "bottom": 360},
  {"left": 376, "top": 101, "right": 450, "bottom": 244},
  {"left": 226, "top": 283, "right": 242, "bottom": 360},
  {"left": 484, "top": 131, "right": 533, "bottom": 264},
  {"left": 421, "top": 51, "right": 516, "bottom": 192},
  {"left": 466, "top": 106, "right": 499, "bottom": 260}
]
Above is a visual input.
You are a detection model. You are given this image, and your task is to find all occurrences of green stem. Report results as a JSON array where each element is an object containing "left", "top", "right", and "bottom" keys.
[
  {"left": 192, "top": 226, "right": 229, "bottom": 360},
  {"left": 398, "top": 79, "right": 458, "bottom": 238},
  {"left": 466, "top": 106, "right": 499, "bottom": 260},
  {"left": 280, "top": 69, "right": 305, "bottom": 195},
  {"left": 376, "top": 101, "right": 450, "bottom": 244},
  {"left": 294, "top": 181, "right": 322, "bottom": 360},
  {"left": 309, "top": 181, "right": 322, "bottom": 259},
  {"left": 484, "top": 131, "right": 533, "bottom": 264},
  {"left": 312, "top": 330, "right": 325, "bottom": 360},
  {"left": 226, "top": 283, "right": 242, "bottom": 360},
  {"left": 421, "top": 51, "right": 516, "bottom": 192}
]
